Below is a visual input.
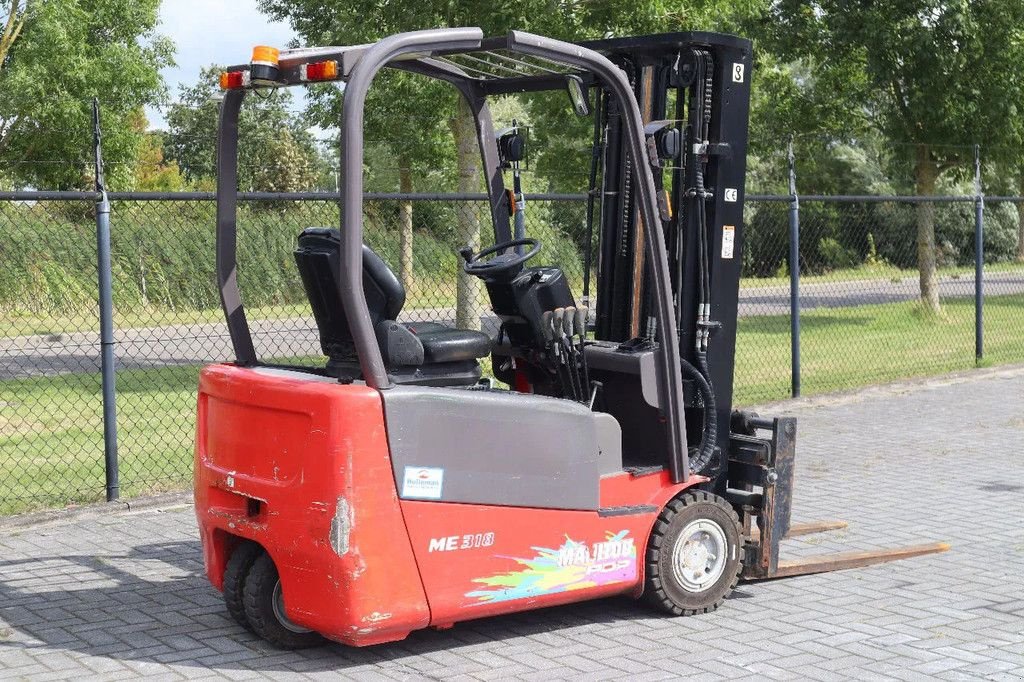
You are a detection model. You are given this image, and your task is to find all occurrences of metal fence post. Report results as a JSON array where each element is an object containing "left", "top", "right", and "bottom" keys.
[
  {"left": 93, "top": 99, "right": 119, "bottom": 502},
  {"left": 974, "top": 144, "right": 984, "bottom": 364},
  {"left": 788, "top": 140, "right": 801, "bottom": 398}
]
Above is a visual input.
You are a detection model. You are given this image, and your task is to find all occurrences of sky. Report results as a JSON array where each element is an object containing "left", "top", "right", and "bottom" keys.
[{"left": 146, "top": 0, "right": 300, "bottom": 129}]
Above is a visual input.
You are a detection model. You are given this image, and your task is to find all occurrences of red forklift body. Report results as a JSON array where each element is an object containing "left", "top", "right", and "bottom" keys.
[
  {"left": 194, "top": 364, "right": 429, "bottom": 645},
  {"left": 195, "top": 363, "right": 700, "bottom": 645}
]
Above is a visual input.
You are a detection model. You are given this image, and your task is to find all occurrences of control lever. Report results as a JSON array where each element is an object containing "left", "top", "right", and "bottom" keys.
[
  {"left": 561, "top": 306, "right": 581, "bottom": 401},
  {"left": 550, "top": 308, "right": 563, "bottom": 364},
  {"left": 573, "top": 307, "right": 587, "bottom": 343},
  {"left": 551, "top": 307, "right": 574, "bottom": 399},
  {"left": 561, "top": 306, "right": 575, "bottom": 338},
  {"left": 575, "top": 306, "right": 591, "bottom": 399}
]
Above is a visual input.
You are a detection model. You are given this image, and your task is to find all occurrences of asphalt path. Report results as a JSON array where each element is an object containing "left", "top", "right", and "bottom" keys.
[{"left": 2, "top": 272, "right": 1021, "bottom": 380}]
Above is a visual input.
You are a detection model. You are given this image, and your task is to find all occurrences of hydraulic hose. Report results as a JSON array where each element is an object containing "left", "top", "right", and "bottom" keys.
[{"left": 680, "top": 355, "right": 717, "bottom": 475}]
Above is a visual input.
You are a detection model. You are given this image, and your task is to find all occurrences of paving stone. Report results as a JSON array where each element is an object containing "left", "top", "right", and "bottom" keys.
[{"left": 0, "top": 368, "right": 1022, "bottom": 679}]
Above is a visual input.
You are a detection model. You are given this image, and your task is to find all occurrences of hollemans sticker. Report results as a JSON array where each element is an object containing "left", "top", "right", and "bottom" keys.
[
  {"left": 401, "top": 466, "right": 444, "bottom": 499},
  {"left": 465, "top": 530, "right": 637, "bottom": 604}
]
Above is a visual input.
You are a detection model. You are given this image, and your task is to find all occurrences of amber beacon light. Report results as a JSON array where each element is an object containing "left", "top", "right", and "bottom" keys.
[{"left": 249, "top": 45, "right": 281, "bottom": 85}]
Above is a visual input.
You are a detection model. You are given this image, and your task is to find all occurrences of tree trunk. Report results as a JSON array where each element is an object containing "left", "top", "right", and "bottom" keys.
[
  {"left": 1016, "top": 174, "right": 1024, "bottom": 262},
  {"left": 398, "top": 162, "right": 414, "bottom": 294},
  {"left": 0, "top": 1, "right": 30, "bottom": 69},
  {"left": 914, "top": 144, "right": 941, "bottom": 315},
  {"left": 450, "top": 97, "right": 482, "bottom": 330}
]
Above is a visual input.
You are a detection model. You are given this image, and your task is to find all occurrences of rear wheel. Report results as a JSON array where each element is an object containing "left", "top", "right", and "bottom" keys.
[
  {"left": 223, "top": 541, "right": 261, "bottom": 630},
  {"left": 644, "top": 491, "right": 743, "bottom": 616},
  {"left": 242, "top": 552, "right": 325, "bottom": 649}
]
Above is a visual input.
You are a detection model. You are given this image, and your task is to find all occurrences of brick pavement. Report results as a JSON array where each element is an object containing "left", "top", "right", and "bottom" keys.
[{"left": 0, "top": 366, "right": 1022, "bottom": 680}]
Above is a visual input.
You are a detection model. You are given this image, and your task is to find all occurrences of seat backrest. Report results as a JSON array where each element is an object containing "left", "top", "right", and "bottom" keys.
[{"left": 294, "top": 227, "right": 405, "bottom": 361}]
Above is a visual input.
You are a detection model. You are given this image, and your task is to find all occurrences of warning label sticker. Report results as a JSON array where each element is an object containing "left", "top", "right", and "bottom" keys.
[
  {"left": 402, "top": 466, "right": 444, "bottom": 499},
  {"left": 722, "top": 225, "right": 736, "bottom": 260}
]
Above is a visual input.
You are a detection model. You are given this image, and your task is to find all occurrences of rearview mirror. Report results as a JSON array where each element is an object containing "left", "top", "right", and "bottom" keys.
[{"left": 565, "top": 76, "right": 591, "bottom": 117}]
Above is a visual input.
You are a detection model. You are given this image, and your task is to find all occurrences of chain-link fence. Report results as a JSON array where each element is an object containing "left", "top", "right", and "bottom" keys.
[
  {"left": 738, "top": 196, "right": 1024, "bottom": 403},
  {"left": 2, "top": 191, "right": 1023, "bottom": 514}
]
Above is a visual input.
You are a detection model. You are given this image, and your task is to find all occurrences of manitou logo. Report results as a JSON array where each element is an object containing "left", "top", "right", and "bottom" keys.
[{"left": 557, "top": 537, "right": 635, "bottom": 570}]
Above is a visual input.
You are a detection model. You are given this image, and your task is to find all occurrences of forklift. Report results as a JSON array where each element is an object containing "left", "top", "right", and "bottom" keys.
[{"left": 195, "top": 27, "right": 948, "bottom": 648}]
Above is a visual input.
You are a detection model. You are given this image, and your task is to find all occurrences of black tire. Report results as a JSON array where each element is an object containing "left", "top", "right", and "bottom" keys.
[
  {"left": 223, "top": 541, "right": 261, "bottom": 630},
  {"left": 644, "top": 491, "right": 743, "bottom": 616},
  {"left": 242, "top": 552, "right": 325, "bottom": 649}
]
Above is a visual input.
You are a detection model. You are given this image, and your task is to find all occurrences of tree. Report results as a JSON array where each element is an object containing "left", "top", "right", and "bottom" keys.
[
  {"left": 128, "top": 110, "right": 186, "bottom": 191},
  {"left": 766, "top": 1, "right": 1024, "bottom": 313},
  {"left": 0, "top": 1, "right": 30, "bottom": 67},
  {"left": 0, "top": 0, "right": 172, "bottom": 189},
  {"left": 260, "top": 0, "right": 766, "bottom": 327},
  {"left": 163, "top": 66, "right": 321, "bottom": 193}
]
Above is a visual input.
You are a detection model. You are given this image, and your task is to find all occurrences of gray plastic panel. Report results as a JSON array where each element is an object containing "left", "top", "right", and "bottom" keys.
[
  {"left": 381, "top": 386, "right": 603, "bottom": 509},
  {"left": 594, "top": 412, "right": 623, "bottom": 475},
  {"left": 584, "top": 343, "right": 660, "bottom": 408}
]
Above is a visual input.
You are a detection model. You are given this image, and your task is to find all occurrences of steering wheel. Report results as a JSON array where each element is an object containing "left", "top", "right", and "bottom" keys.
[{"left": 461, "top": 238, "right": 542, "bottom": 279}]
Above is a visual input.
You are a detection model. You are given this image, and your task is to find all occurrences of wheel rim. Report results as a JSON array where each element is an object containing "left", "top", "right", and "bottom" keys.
[
  {"left": 671, "top": 518, "right": 728, "bottom": 593},
  {"left": 272, "top": 580, "right": 313, "bottom": 634}
]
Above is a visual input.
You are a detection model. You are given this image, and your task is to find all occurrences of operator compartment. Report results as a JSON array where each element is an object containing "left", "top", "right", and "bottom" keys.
[{"left": 294, "top": 227, "right": 491, "bottom": 387}]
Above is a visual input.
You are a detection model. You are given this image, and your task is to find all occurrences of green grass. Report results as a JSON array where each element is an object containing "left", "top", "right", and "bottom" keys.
[
  {"left": 2, "top": 294, "right": 1023, "bottom": 515},
  {"left": 0, "top": 365, "right": 201, "bottom": 515},
  {"left": 739, "top": 260, "right": 1023, "bottom": 289},
  {"left": 734, "top": 293, "right": 1024, "bottom": 404}
]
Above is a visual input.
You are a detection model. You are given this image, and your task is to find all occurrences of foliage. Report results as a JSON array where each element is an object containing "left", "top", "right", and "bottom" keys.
[
  {"left": 0, "top": 0, "right": 172, "bottom": 189},
  {"left": 128, "top": 110, "right": 186, "bottom": 192},
  {"left": 744, "top": 195, "right": 1020, "bottom": 278},
  {"left": 260, "top": 0, "right": 770, "bottom": 191},
  {"left": 162, "top": 66, "right": 323, "bottom": 193},
  {"left": 0, "top": 1, "right": 30, "bottom": 67},
  {"left": 0, "top": 199, "right": 582, "bottom": 316},
  {"left": 766, "top": 2, "right": 1024, "bottom": 156},
  {"left": 817, "top": 237, "right": 857, "bottom": 271},
  {"left": 133, "top": 133, "right": 186, "bottom": 191},
  {"left": 762, "top": 1, "right": 1024, "bottom": 309}
]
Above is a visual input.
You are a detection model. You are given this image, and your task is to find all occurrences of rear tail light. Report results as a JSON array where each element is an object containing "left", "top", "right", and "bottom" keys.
[
  {"left": 300, "top": 60, "right": 339, "bottom": 82},
  {"left": 219, "top": 70, "right": 250, "bottom": 90}
]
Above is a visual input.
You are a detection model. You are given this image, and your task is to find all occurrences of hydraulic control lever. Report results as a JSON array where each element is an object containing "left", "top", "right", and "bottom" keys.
[
  {"left": 542, "top": 309, "right": 567, "bottom": 397},
  {"left": 561, "top": 307, "right": 582, "bottom": 401},
  {"left": 539, "top": 307, "right": 592, "bottom": 403},
  {"left": 550, "top": 307, "right": 571, "bottom": 399},
  {"left": 574, "top": 306, "right": 591, "bottom": 400}
]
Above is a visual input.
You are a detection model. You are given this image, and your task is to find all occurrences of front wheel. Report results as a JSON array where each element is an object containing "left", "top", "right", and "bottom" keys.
[
  {"left": 644, "top": 491, "right": 743, "bottom": 616},
  {"left": 242, "top": 552, "right": 325, "bottom": 649}
]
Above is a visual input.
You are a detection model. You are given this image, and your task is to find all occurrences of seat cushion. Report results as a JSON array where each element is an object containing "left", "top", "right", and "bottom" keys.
[{"left": 402, "top": 322, "right": 491, "bottom": 364}]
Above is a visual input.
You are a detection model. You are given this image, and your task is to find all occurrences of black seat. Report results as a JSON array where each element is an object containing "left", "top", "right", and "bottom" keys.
[
  {"left": 401, "top": 321, "right": 492, "bottom": 363},
  {"left": 294, "top": 228, "right": 490, "bottom": 386}
]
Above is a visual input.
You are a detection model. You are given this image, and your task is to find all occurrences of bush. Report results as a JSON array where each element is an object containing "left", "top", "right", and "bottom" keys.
[
  {"left": 817, "top": 237, "right": 858, "bottom": 270},
  {"left": 0, "top": 198, "right": 583, "bottom": 318},
  {"left": 743, "top": 203, "right": 789, "bottom": 277}
]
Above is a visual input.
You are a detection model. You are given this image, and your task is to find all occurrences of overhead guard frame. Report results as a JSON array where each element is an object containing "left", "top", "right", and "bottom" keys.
[{"left": 214, "top": 28, "right": 691, "bottom": 482}]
